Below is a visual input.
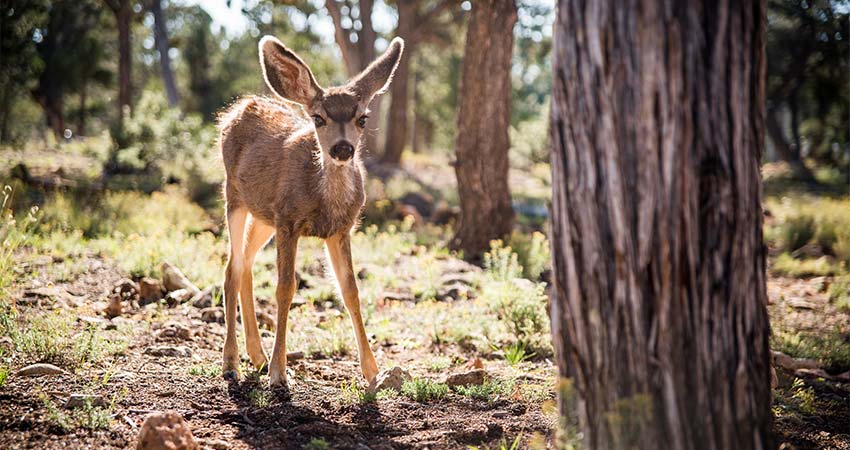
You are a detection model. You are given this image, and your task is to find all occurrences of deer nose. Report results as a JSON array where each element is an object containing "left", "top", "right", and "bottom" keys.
[{"left": 330, "top": 141, "right": 354, "bottom": 161}]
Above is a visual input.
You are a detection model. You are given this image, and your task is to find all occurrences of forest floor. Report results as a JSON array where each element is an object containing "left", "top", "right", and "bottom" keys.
[{"left": 0, "top": 154, "right": 848, "bottom": 449}]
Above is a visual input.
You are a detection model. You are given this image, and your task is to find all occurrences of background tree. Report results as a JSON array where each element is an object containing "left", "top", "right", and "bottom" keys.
[
  {"left": 549, "top": 1, "right": 773, "bottom": 448},
  {"left": 150, "top": 0, "right": 179, "bottom": 107},
  {"left": 103, "top": 0, "right": 134, "bottom": 121},
  {"left": 450, "top": 0, "right": 516, "bottom": 259},
  {"left": 767, "top": 0, "right": 849, "bottom": 182},
  {"left": 381, "top": 0, "right": 461, "bottom": 165}
]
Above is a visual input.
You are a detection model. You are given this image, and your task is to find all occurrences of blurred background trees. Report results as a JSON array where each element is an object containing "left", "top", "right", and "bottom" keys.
[{"left": 0, "top": 0, "right": 845, "bottom": 257}]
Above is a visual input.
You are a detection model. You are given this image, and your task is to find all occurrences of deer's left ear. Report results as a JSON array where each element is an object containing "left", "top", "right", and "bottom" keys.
[{"left": 351, "top": 37, "right": 405, "bottom": 102}]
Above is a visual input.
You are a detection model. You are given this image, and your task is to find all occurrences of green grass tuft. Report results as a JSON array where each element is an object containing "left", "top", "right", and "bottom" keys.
[{"left": 401, "top": 378, "right": 449, "bottom": 402}]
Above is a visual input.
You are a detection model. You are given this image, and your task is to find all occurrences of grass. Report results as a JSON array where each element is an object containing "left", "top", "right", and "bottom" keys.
[
  {"left": 188, "top": 363, "right": 222, "bottom": 378},
  {"left": 401, "top": 378, "right": 449, "bottom": 402},
  {"left": 305, "top": 438, "right": 331, "bottom": 450},
  {"left": 502, "top": 341, "right": 535, "bottom": 366},
  {"left": 469, "top": 433, "right": 522, "bottom": 450},
  {"left": 455, "top": 378, "right": 515, "bottom": 404},
  {"left": 41, "top": 392, "right": 117, "bottom": 432},
  {"left": 248, "top": 387, "right": 272, "bottom": 408},
  {"left": 338, "top": 379, "right": 377, "bottom": 405},
  {"left": 772, "top": 330, "right": 850, "bottom": 372}
]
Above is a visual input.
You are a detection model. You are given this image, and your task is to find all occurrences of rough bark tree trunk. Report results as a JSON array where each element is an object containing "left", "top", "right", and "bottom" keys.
[
  {"left": 449, "top": 0, "right": 516, "bottom": 260},
  {"left": 105, "top": 0, "right": 133, "bottom": 121},
  {"left": 151, "top": 0, "right": 179, "bottom": 107},
  {"left": 381, "top": 0, "right": 415, "bottom": 165},
  {"left": 549, "top": 1, "right": 774, "bottom": 449}
]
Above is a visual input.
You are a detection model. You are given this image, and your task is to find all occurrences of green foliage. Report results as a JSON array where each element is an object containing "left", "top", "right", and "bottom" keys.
[
  {"left": 773, "top": 330, "right": 850, "bottom": 372},
  {"left": 501, "top": 341, "right": 536, "bottom": 366},
  {"left": 508, "top": 231, "right": 550, "bottom": 280},
  {"left": 41, "top": 393, "right": 116, "bottom": 431},
  {"left": 790, "top": 378, "right": 817, "bottom": 415},
  {"left": 338, "top": 379, "right": 377, "bottom": 405},
  {"left": 248, "top": 387, "right": 272, "bottom": 407},
  {"left": 1, "top": 186, "right": 40, "bottom": 300},
  {"left": 401, "top": 378, "right": 449, "bottom": 402},
  {"left": 188, "top": 363, "right": 222, "bottom": 378},
  {"left": 455, "top": 378, "right": 514, "bottom": 404},
  {"left": 780, "top": 215, "right": 816, "bottom": 252},
  {"left": 483, "top": 240, "right": 523, "bottom": 281},
  {"left": 305, "top": 438, "right": 331, "bottom": 450},
  {"left": 0, "top": 361, "right": 8, "bottom": 387},
  {"left": 469, "top": 433, "right": 522, "bottom": 450}
]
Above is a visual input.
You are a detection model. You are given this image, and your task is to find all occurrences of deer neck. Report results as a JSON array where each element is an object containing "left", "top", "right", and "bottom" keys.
[{"left": 318, "top": 155, "right": 361, "bottom": 209}]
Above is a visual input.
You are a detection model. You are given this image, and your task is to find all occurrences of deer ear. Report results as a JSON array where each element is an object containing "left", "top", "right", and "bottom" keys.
[
  {"left": 351, "top": 37, "right": 405, "bottom": 102},
  {"left": 259, "top": 36, "right": 322, "bottom": 104}
]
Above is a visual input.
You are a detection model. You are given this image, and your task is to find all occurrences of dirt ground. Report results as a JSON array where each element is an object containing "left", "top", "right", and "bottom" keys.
[
  {"left": 0, "top": 252, "right": 555, "bottom": 449},
  {"left": 1, "top": 252, "right": 848, "bottom": 449}
]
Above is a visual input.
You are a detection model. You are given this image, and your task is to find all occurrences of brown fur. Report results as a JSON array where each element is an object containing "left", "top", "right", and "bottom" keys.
[{"left": 217, "top": 36, "right": 404, "bottom": 386}]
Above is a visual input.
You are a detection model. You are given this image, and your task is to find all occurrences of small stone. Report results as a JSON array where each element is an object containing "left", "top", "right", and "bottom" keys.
[
  {"left": 287, "top": 351, "right": 305, "bottom": 362},
  {"left": 190, "top": 286, "right": 220, "bottom": 309},
  {"left": 256, "top": 311, "right": 275, "bottom": 331},
  {"left": 379, "top": 291, "right": 416, "bottom": 303},
  {"left": 114, "top": 278, "right": 139, "bottom": 300},
  {"left": 445, "top": 369, "right": 485, "bottom": 387},
  {"left": 165, "top": 288, "right": 193, "bottom": 307},
  {"left": 200, "top": 307, "right": 224, "bottom": 324},
  {"left": 437, "top": 282, "right": 475, "bottom": 301},
  {"left": 463, "top": 358, "right": 484, "bottom": 370},
  {"left": 144, "top": 345, "right": 193, "bottom": 358},
  {"left": 371, "top": 366, "right": 412, "bottom": 392},
  {"left": 136, "top": 411, "right": 199, "bottom": 450},
  {"left": 17, "top": 363, "right": 67, "bottom": 376},
  {"left": 139, "top": 278, "right": 165, "bottom": 305},
  {"left": 492, "top": 410, "right": 510, "bottom": 419},
  {"left": 161, "top": 262, "right": 201, "bottom": 295},
  {"left": 66, "top": 394, "right": 105, "bottom": 408},
  {"left": 156, "top": 322, "right": 193, "bottom": 341},
  {"left": 105, "top": 295, "right": 123, "bottom": 318},
  {"left": 203, "top": 439, "right": 229, "bottom": 450}
]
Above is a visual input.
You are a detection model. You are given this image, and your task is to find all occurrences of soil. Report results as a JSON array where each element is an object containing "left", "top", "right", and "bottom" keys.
[
  {"left": 1, "top": 252, "right": 848, "bottom": 449},
  {"left": 0, "top": 253, "right": 555, "bottom": 449}
]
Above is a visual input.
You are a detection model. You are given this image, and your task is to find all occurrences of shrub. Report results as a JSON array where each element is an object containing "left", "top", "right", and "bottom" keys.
[
  {"left": 781, "top": 215, "right": 816, "bottom": 252},
  {"left": 509, "top": 231, "right": 550, "bottom": 280},
  {"left": 401, "top": 378, "right": 449, "bottom": 402}
]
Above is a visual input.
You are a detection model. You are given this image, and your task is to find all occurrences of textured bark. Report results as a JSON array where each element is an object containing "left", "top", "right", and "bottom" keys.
[
  {"left": 449, "top": 0, "right": 515, "bottom": 259},
  {"left": 104, "top": 0, "right": 133, "bottom": 118},
  {"left": 549, "top": 1, "right": 773, "bottom": 449},
  {"left": 381, "top": 0, "right": 414, "bottom": 165},
  {"left": 151, "top": 0, "right": 179, "bottom": 107}
]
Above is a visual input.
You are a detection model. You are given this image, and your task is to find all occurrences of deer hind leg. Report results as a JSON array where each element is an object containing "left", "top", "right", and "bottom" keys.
[
  {"left": 268, "top": 226, "right": 298, "bottom": 386},
  {"left": 325, "top": 233, "right": 379, "bottom": 385},
  {"left": 240, "top": 215, "right": 275, "bottom": 370},
  {"left": 223, "top": 205, "right": 248, "bottom": 378}
]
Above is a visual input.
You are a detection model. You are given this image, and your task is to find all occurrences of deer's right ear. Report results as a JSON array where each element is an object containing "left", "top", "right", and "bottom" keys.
[{"left": 259, "top": 36, "right": 322, "bottom": 105}]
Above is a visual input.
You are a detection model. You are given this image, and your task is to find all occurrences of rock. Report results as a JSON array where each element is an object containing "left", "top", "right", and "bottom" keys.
[
  {"left": 287, "top": 351, "right": 305, "bottom": 362},
  {"left": 66, "top": 394, "right": 105, "bottom": 408},
  {"left": 114, "top": 278, "right": 139, "bottom": 300},
  {"left": 256, "top": 311, "right": 275, "bottom": 331},
  {"left": 16, "top": 363, "right": 67, "bottom": 376},
  {"left": 161, "top": 262, "right": 201, "bottom": 295},
  {"left": 463, "top": 358, "right": 484, "bottom": 370},
  {"left": 136, "top": 411, "right": 199, "bottom": 450},
  {"left": 379, "top": 291, "right": 416, "bottom": 303},
  {"left": 371, "top": 366, "right": 411, "bottom": 392},
  {"left": 200, "top": 307, "right": 224, "bottom": 324},
  {"left": 430, "top": 205, "right": 460, "bottom": 226},
  {"left": 156, "top": 322, "right": 193, "bottom": 341},
  {"left": 492, "top": 410, "right": 510, "bottom": 419},
  {"left": 444, "top": 369, "right": 485, "bottom": 387},
  {"left": 203, "top": 439, "right": 229, "bottom": 450},
  {"left": 190, "top": 286, "right": 221, "bottom": 309},
  {"left": 145, "top": 345, "right": 193, "bottom": 358},
  {"left": 139, "top": 278, "right": 165, "bottom": 305},
  {"left": 104, "top": 295, "right": 123, "bottom": 318},
  {"left": 436, "top": 282, "right": 475, "bottom": 301},
  {"left": 772, "top": 350, "right": 819, "bottom": 371},
  {"left": 787, "top": 297, "right": 817, "bottom": 310},
  {"left": 399, "top": 192, "right": 434, "bottom": 218},
  {"left": 165, "top": 289, "right": 193, "bottom": 307}
]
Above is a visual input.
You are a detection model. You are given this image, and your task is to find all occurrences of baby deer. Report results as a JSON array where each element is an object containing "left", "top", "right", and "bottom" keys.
[{"left": 217, "top": 35, "right": 404, "bottom": 386}]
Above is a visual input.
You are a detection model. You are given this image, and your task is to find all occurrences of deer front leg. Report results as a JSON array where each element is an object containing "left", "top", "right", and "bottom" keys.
[
  {"left": 268, "top": 227, "right": 298, "bottom": 386},
  {"left": 325, "top": 233, "right": 379, "bottom": 384},
  {"left": 222, "top": 206, "right": 248, "bottom": 379}
]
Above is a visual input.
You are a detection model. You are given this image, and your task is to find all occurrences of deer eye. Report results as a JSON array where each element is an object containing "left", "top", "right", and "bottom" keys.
[
  {"left": 312, "top": 114, "right": 326, "bottom": 128},
  {"left": 357, "top": 115, "right": 368, "bottom": 128}
]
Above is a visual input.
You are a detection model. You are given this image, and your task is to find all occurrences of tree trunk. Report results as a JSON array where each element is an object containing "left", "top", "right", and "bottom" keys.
[
  {"left": 766, "top": 108, "right": 816, "bottom": 183},
  {"left": 115, "top": 0, "right": 132, "bottom": 118},
  {"left": 449, "top": 0, "right": 515, "bottom": 260},
  {"left": 78, "top": 82, "right": 87, "bottom": 136},
  {"left": 151, "top": 0, "right": 179, "bottom": 107},
  {"left": 549, "top": 1, "right": 774, "bottom": 449},
  {"left": 381, "top": 40, "right": 412, "bottom": 165}
]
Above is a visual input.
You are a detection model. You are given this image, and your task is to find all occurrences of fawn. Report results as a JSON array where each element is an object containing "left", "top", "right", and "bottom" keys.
[{"left": 217, "top": 35, "right": 404, "bottom": 386}]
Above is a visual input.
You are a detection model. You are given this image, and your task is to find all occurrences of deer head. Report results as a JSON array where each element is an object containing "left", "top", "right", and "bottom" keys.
[{"left": 259, "top": 36, "right": 404, "bottom": 166}]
